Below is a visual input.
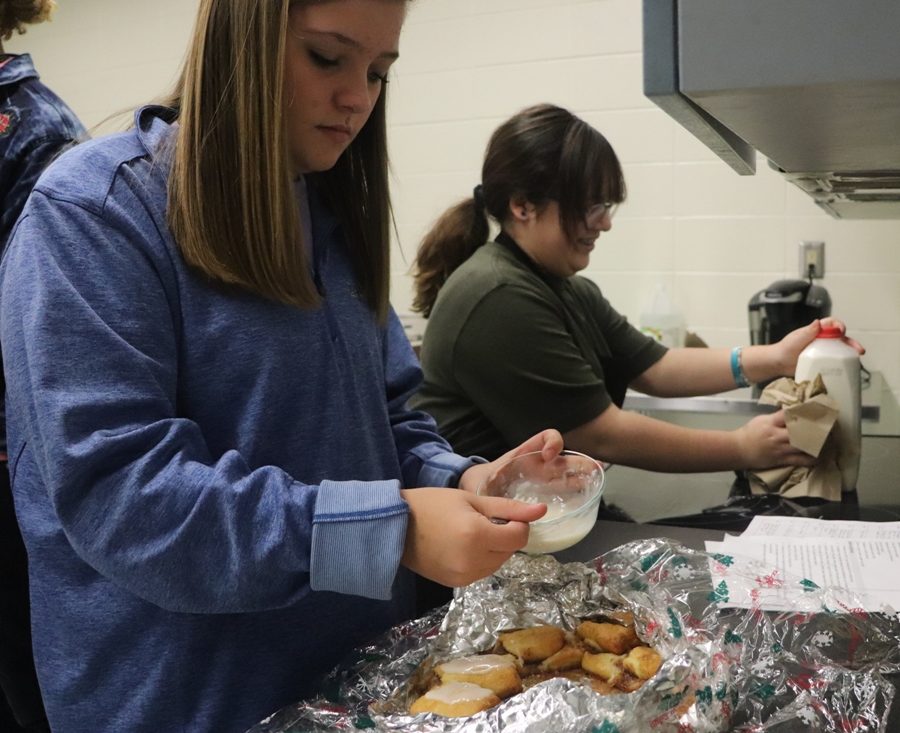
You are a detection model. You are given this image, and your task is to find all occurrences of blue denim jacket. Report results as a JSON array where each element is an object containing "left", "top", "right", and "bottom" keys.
[
  {"left": 0, "top": 53, "right": 87, "bottom": 455},
  {"left": 0, "top": 53, "right": 87, "bottom": 251}
]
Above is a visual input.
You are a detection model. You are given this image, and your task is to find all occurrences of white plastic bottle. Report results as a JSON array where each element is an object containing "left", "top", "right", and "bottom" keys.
[
  {"left": 640, "top": 285, "right": 686, "bottom": 348},
  {"left": 794, "top": 325, "right": 861, "bottom": 492}
]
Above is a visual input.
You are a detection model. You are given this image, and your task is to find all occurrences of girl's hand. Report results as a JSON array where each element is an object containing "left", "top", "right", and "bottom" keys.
[
  {"left": 458, "top": 428, "right": 564, "bottom": 493},
  {"left": 735, "top": 410, "right": 816, "bottom": 470},
  {"left": 399, "top": 488, "right": 547, "bottom": 587},
  {"left": 775, "top": 318, "right": 865, "bottom": 375}
]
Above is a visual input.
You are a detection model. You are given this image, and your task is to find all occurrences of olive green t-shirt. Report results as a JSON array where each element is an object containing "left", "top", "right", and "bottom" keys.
[{"left": 412, "top": 235, "right": 667, "bottom": 460}]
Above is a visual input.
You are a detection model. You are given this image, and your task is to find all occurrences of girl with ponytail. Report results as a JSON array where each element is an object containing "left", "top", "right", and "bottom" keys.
[{"left": 412, "top": 103, "right": 857, "bottom": 485}]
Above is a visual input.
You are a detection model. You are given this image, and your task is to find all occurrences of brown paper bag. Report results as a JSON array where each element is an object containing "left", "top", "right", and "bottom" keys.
[{"left": 748, "top": 376, "right": 842, "bottom": 500}]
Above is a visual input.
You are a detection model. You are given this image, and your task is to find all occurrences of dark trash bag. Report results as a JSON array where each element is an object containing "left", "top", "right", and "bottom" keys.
[{"left": 649, "top": 471, "right": 826, "bottom": 532}]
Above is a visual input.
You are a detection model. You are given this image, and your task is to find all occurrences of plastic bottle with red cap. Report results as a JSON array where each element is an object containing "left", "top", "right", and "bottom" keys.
[{"left": 794, "top": 324, "right": 861, "bottom": 492}]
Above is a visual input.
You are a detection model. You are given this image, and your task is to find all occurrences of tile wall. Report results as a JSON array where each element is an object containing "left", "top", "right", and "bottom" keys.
[
  {"left": 387, "top": 0, "right": 900, "bottom": 406},
  {"left": 6, "top": 0, "right": 199, "bottom": 133},
  {"left": 10, "top": 0, "right": 900, "bottom": 405}
]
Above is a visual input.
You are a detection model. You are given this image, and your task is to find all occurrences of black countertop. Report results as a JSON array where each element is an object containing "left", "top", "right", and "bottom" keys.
[{"left": 554, "top": 519, "right": 722, "bottom": 561}]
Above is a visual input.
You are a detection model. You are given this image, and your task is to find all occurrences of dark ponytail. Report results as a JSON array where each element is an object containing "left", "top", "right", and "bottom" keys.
[
  {"left": 412, "top": 103, "right": 625, "bottom": 318},
  {"left": 412, "top": 196, "right": 489, "bottom": 317}
]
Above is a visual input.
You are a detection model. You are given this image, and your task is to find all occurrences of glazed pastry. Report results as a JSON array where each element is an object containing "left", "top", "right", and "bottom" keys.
[
  {"left": 435, "top": 654, "right": 522, "bottom": 698},
  {"left": 581, "top": 651, "right": 625, "bottom": 685},
  {"left": 576, "top": 620, "right": 639, "bottom": 655},
  {"left": 499, "top": 625, "right": 565, "bottom": 662},
  {"left": 409, "top": 681, "right": 501, "bottom": 717},
  {"left": 538, "top": 644, "right": 584, "bottom": 672},
  {"left": 623, "top": 645, "right": 662, "bottom": 680},
  {"left": 409, "top": 615, "right": 663, "bottom": 717}
]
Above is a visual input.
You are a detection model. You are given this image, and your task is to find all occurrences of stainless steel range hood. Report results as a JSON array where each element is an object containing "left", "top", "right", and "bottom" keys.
[{"left": 643, "top": 0, "right": 900, "bottom": 219}]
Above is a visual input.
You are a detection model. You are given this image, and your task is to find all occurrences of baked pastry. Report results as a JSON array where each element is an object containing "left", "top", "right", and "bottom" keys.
[
  {"left": 576, "top": 620, "right": 639, "bottom": 654},
  {"left": 409, "top": 614, "right": 664, "bottom": 717},
  {"left": 499, "top": 625, "right": 565, "bottom": 662},
  {"left": 616, "top": 674, "right": 646, "bottom": 693},
  {"left": 587, "top": 676, "right": 624, "bottom": 695},
  {"left": 623, "top": 645, "right": 662, "bottom": 680},
  {"left": 581, "top": 651, "right": 625, "bottom": 685},
  {"left": 409, "top": 681, "right": 501, "bottom": 718},
  {"left": 538, "top": 644, "right": 584, "bottom": 672},
  {"left": 435, "top": 654, "right": 522, "bottom": 698}
]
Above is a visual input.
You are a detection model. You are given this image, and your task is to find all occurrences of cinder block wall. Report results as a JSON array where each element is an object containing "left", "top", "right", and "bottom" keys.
[
  {"left": 10, "top": 0, "right": 900, "bottom": 406},
  {"left": 387, "top": 0, "right": 900, "bottom": 407}
]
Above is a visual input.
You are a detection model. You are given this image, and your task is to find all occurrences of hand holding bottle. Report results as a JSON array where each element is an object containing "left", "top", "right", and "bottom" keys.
[{"left": 776, "top": 318, "right": 864, "bottom": 375}]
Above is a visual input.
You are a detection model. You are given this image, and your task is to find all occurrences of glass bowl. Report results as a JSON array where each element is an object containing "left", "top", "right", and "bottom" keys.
[{"left": 477, "top": 450, "right": 604, "bottom": 554}]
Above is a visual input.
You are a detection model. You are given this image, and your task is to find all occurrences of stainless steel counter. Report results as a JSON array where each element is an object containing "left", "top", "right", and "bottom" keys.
[
  {"left": 614, "top": 369, "right": 900, "bottom": 521},
  {"left": 600, "top": 435, "right": 899, "bottom": 524},
  {"left": 623, "top": 370, "right": 899, "bottom": 437}
]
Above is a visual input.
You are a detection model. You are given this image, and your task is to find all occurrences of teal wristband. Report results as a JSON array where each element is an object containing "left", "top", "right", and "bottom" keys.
[{"left": 730, "top": 346, "right": 750, "bottom": 388}]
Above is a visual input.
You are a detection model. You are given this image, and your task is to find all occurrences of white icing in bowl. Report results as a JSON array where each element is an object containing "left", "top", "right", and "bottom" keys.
[{"left": 478, "top": 450, "right": 604, "bottom": 554}]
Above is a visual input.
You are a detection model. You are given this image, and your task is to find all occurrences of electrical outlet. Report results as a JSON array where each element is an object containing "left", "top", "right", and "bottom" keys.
[{"left": 799, "top": 240, "right": 825, "bottom": 279}]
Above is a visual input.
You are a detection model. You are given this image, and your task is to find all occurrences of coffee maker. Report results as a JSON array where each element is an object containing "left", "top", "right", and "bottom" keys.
[
  {"left": 748, "top": 279, "right": 832, "bottom": 393},
  {"left": 748, "top": 279, "right": 832, "bottom": 346}
]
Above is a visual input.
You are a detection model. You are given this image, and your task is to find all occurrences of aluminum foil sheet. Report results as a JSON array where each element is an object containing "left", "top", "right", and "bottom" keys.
[{"left": 247, "top": 538, "right": 900, "bottom": 733}]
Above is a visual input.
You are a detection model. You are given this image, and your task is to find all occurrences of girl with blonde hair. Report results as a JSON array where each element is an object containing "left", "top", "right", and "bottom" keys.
[{"left": 0, "top": 2, "right": 561, "bottom": 731}]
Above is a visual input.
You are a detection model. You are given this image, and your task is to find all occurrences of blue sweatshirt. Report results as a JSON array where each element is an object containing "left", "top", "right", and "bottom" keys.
[{"left": 0, "top": 106, "right": 476, "bottom": 733}]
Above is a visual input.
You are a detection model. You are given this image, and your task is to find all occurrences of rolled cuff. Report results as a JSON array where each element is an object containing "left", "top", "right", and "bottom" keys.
[
  {"left": 418, "top": 451, "right": 487, "bottom": 488},
  {"left": 310, "top": 479, "right": 408, "bottom": 600}
]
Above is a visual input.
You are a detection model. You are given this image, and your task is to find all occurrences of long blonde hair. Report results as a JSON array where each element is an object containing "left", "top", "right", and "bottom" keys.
[{"left": 165, "top": 0, "right": 397, "bottom": 321}]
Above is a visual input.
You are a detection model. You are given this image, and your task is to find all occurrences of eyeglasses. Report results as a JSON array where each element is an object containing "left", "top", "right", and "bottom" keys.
[{"left": 584, "top": 202, "right": 618, "bottom": 228}]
